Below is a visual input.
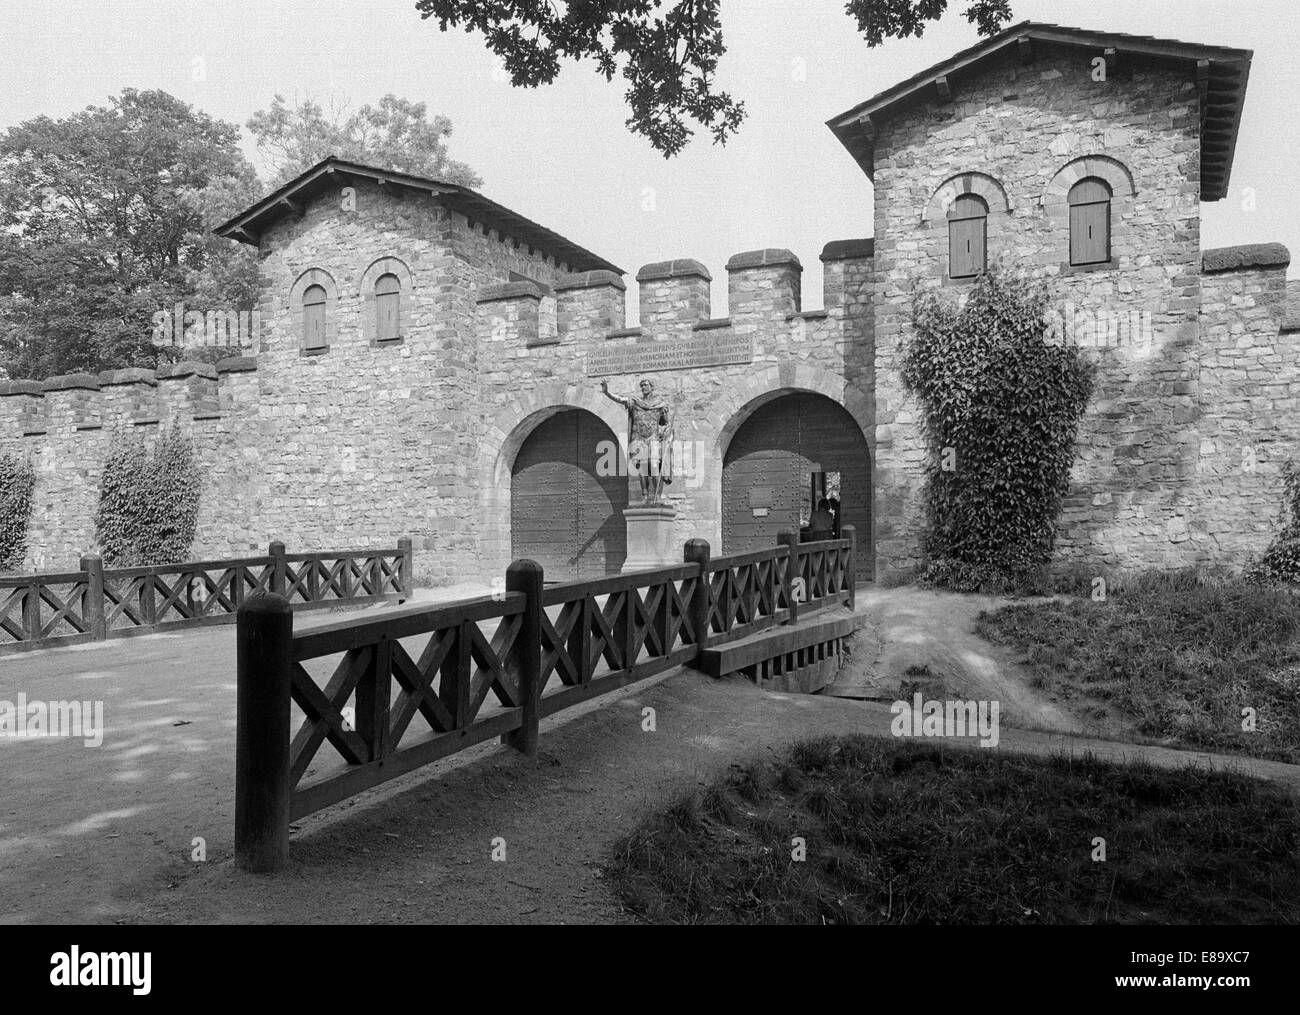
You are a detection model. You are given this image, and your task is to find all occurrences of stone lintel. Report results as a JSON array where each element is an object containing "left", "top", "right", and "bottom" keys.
[
  {"left": 42, "top": 373, "right": 100, "bottom": 392},
  {"left": 553, "top": 270, "right": 626, "bottom": 292},
  {"left": 157, "top": 362, "right": 218, "bottom": 381},
  {"left": 99, "top": 368, "right": 159, "bottom": 387},
  {"left": 1201, "top": 242, "right": 1290, "bottom": 274},
  {"left": 820, "top": 238, "right": 875, "bottom": 262},
  {"left": 477, "top": 280, "right": 551, "bottom": 303},
  {"left": 0, "top": 380, "right": 45, "bottom": 397},
  {"left": 216, "top": 356, "right": 259, "bottom": 374},
  {"left": 725, "top": 248, "right": 803, "bottom": 272},
  {"left": 635, "top": 259, "right": 712, "bottom": 283}
]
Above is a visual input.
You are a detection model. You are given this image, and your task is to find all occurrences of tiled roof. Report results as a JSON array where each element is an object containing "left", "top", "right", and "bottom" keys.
[
  {"left": 827, "top": 21, "right": 1251, "bottom": 201},
  {"left": 215, "top": 158, "right": 623, "bottom": 275}
]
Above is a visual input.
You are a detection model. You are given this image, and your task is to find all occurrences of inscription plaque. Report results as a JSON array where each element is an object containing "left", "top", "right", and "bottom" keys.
[{"left": 586, "top": 333, "right": 754, "bottom": 376}]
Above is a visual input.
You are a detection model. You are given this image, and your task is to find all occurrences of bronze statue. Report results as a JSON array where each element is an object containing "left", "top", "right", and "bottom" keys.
[{"left": 600, "top": 378, "right": 674, "bottom": 504}]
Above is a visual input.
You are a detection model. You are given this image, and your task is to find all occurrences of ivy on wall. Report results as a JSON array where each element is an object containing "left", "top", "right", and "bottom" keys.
[
  {"left": 1244, "top": 459, "right": 1300, "bottom": 586},
  {"left": 902, "top": 264, "right": 1095, "bottom": 591},
  {"left": 95, "top": 423, "right": 202, "bottom": 566},
  {"left": 0, "top": 453, "right": 36, "bottom": 572}
]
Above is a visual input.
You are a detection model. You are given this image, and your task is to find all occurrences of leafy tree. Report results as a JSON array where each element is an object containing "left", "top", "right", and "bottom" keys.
[
  {"left": 246, "top": 93, "right": 482, "bottom": 189},
  {"left": 0, "top": 89, "right": 261, "bottom": 378},
  {"left": 902, "top": 263, "right": 1094, "bottom": 592},
  {"left": 417, "top": 0, "right": 1014, "bottom": 156}
]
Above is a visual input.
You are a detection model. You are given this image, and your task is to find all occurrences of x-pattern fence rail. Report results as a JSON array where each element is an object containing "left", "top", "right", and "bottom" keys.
[
  {"left": 0, "top": 539, "right": 412, "bottom": 654},
  {"left": 236, "top": 527, "right": 856, "bottom": 871}
]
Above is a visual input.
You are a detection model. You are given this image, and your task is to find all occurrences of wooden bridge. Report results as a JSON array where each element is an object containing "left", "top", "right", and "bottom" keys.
[{"left": 235, "top": 528, "right": 860, "bottom": 871}]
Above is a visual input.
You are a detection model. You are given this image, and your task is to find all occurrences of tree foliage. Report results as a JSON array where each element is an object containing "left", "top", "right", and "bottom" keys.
[
  {"left": 847, "top": 0, "right": 1014, "bottom": 46},
  {"left": 0, "top": 453, "right": 36, "bottom": 572},
  {"left": 246, "top": 93, "right": 482, "bottom": 189},
  {"left": 902, "top": 264, "right": 1094, "bottom": 591},
  {"left": 95, "top": 424, "right": 202, "bottom": 566},
  {"left": 0, "top": 89, "right": 262, "bottom": 379},
  {"left": 417, "top": 0, "right": 1014, "bottom": 156}
]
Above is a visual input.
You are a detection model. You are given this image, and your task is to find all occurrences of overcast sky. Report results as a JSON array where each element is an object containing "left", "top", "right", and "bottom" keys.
[{"left": 2, "top": 0, "right": 1294, "bottom": 316}]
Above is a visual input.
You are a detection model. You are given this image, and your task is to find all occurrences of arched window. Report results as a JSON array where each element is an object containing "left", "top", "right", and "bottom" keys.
[
  {"left": 302, "top": 284, "right": 327, "bottom": 351},
  {"left": 375, "top": 273, "right": 401, "bottom": 342},
  {"left": 1069, "top": 178, "right": 1112, "bottom": 266},
  {"left": 948, "top": 194, "right": 988, "bottom": 279}
]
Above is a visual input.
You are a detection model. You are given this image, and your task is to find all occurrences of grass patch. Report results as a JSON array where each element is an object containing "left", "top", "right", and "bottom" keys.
[
  {"left": 974, "top": 570, "right": 1300, "bottom": 763},
  {"left": 607, "top": 735, "right": 1299, "bottom": 925}
]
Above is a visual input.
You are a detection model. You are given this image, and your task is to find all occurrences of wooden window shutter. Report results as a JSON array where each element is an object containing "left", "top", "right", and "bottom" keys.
[
  {"left": 1069, "top": 178, "right": 1112, "bottom": 266},
  {"left": 375, "top": 273, "right": 401, "bottom": 341},
  {"left": 948, "top": 194, "right": 987, "bottom": 279},
  {"left": 303, "top": 284, "right": 327, "bottom": 349}
]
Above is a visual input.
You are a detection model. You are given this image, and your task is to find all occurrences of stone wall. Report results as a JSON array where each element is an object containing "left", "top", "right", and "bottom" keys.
[
  {"left": 0, "top": 164, "right": 876, "bottom": 584},
  {"left": 4, "top": 109, "right": 1295, "bottom": 588},
  {"left": 869, "top": 44, "right": 1208, "bottom": 580},
  {"left": 1194, "top": 249, "right": 1298, "bottom": 565},
  {"left": 470, "top": 245, "right": 876, "bottom": 578},
  {"left": 0, "top": 360, "right": 261, "bottom": 570}
]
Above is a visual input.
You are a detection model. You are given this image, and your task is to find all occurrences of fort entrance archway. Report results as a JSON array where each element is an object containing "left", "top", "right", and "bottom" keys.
[
  {"left": 721, "top": 392, "right": 871, "bottom": 564},
  {"left": 510, "top": 408, "right": 628, "bottom": 581}
]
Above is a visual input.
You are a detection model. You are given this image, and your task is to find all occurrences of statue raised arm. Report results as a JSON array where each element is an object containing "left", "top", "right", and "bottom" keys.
[
  {"left": 600, "top": 379, "right": 629, "bottom": 408},
  {"left": 598, "top": 377, "right": 674, "bottom": 504}
]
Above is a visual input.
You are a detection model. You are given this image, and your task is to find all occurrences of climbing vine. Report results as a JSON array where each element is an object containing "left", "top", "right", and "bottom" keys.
[
  {"left": 0, "top": 453, "right": 36, "bottom": 571},
  {"left": 95, "top": 423, "right": 202, "bottom": 566},
  {"left": 1244, "top": 459, "right": 1300, "bottom": 586},
  {"left": 902, "top": 263, "right": 1095, "bottom": 591}
]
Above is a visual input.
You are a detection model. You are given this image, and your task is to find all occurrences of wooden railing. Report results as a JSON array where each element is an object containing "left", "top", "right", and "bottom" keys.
[
  {"left": 0, "top": 539, "right": 412, "bottom": 654},
  {"left": 235, "top": 527, "right": 856, "bottom": 871}
]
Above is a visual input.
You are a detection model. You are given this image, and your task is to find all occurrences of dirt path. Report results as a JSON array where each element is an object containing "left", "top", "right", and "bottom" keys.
[
  {"left": 829, "top": 587, "right": 1083, "bottom": 733},
  {"left": 0, "top": 587, "right": 486, "bottom": 926},
  {"left": 131, "top": 673, "right": 1300, "bottom": 925},
  {"left": 5, "top": 584, "right": 1290, "bottom": 924}
]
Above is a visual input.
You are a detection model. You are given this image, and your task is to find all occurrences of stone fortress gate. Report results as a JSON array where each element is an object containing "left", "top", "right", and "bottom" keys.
[{"left": 3, "top": 23, "right": 1298, "bottom": 587}]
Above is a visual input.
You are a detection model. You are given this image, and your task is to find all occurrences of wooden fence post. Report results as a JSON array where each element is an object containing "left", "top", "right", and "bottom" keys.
[
  {"left": 397, "top": 537, "right": 413, "bottom": 602},
  {"left": 269, "top": 540, "right": 286, "bottom": 597},
  {"left": 141, "top": 572, "right": 158, "bottom": 627},
  {"left": 683, "top": 539, "right": 710, "bottom": 661},
  {"left": 22, "top": 580, "right": 41, "bottom": 642},
  {"left": 356, "top": 635, "right": 392, "bottom": 762},
  {"left": 502, "top": 559, "right": 543, "bottom": 756},
  {"left": 777, "top": 531, "right": 799, "bottom": 627},
  {"left": 235, "top": 591, "right": 294, "bottom": 873},
  {"left": 842, "top": 525, "right": 857, "bottom": 610},
  {"left": 80, "top": 554, "right": 107, "bottom": 642}
]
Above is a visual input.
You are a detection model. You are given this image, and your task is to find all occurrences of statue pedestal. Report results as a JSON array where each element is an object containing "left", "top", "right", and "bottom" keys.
[{"left": 621, "top": 505, "right": 678, "bottom": 573}]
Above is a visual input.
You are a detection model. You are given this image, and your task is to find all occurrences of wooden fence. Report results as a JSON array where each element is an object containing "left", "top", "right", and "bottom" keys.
[
  {"left": 0, "top": 539, "right": 412, "bottom": 655},
  {"left": 235, "top": 527, "right": 855, "bottom": 871}
]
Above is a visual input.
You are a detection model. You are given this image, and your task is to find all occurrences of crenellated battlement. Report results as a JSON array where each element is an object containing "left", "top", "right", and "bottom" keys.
[
  {"left": 474, "top": 240, "right": 874, "bottom": 349},
  {"left": 0, "top": 357, "right": 259, "bottom": 441}
]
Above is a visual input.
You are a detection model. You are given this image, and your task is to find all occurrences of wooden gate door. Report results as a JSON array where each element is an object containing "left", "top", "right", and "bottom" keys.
[
  {"left": 722, "top": 393, "right": 871, "bottom": 556},
  {"left": 511, "top": 410, "right": 628, "bottom": 581}
]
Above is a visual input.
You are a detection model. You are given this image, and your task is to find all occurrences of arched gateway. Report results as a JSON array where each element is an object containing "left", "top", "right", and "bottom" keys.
[
  {"left": 721, "top": 392, "right": 871, "bottom": 558},
  {"left": 510, "top": 408, "right": 628, "bottom": 581}
]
